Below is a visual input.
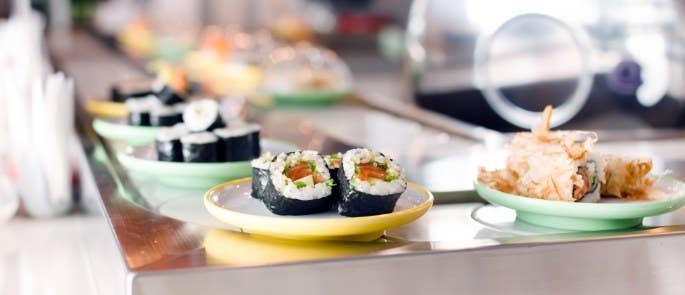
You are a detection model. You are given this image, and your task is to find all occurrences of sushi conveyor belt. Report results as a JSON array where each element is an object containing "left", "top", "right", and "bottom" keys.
[{"left": 51, "top": 31, "right": 685, "bottom": 294}]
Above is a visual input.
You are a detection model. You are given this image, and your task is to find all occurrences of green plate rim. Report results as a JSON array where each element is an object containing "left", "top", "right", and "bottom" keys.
[
  {"left": 260, "top": 88, "right": 352, "bottom": 105},
  {"left": 92, "top": 118, "right": 160, "bottom": 146},
  {"left": 473, "top": 178, "right": 685, "bottom": 220}
]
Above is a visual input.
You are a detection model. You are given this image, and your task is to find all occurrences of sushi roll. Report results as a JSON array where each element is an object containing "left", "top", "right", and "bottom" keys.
[
  {"left": 338, "top": 148, "right": 407, "bottom": 217},
  {"left": 125, "top": 95, "right": 157, "bottom": 126},
  {"left": 154, "top": 81, "right": 185, "bottom": 105},
  {"left": 183, "top": 99, "right": 226, "bottom": 132},
  {"left": 576, "top": 153, "right": 604, "bottom": 203},
  {"left": 213, "top": 124, "right": 260, "bottom": 162},
  {"left": 150, "top": 103, "right": 184, "bottom": 127},
  {"left": 180, "top": 132, "right": 219, "bottom": 162},
  {"left": 324, "top": 152, "right": 342, "bottom": 198},
  {"left": 245, "top": 123, "right": 262, "bottom": 158},
  {"left": 263, "top": 151, "right": 335, "bottom": 215},
  {"left": 251, "top": 152, "right": 275, "bottom": 199},
  {"left": 110, "top": 80, "right": 155, "bottom": 102},
  {"left": 155, "top": 124, "right": 188, "bottom": 162}
]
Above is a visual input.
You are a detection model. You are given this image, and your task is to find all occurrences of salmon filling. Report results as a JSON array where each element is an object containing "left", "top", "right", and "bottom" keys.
[
  {"left": 357, "top": 163, "right": 387, "bottom": 181},
  {"left": 286, "top": 162, "right": 325, "bottom": 183}
]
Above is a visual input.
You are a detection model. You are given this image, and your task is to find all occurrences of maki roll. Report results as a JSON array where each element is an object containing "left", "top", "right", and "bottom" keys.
[
  {"left": 150, "top": 103, "right": 184, "bottom": 127},
  {"left": 576, "top": 153, "right": 604, "bottom": 203},
  {"left": 251, "top": 152, "right": 275, "bottom": 199},
  {"left": 213, "top": 124, "right": 261, "bottom": 162},
  {"left": 180, "top": 132, "right": 219, "bottom": 162},
  {"left": 154, "top": 81, "right": 185, "bottom": 105},
  {"left": 155, "top": 124, "right": 188, "bottom": 162},
  {"left": 110, "top": 80, "right": 155, "bottom": 102},
  {"left": 324, "top": 152, "right": 342, "bottom": 198},
  {"left": 245, "top": 123, "right": 262, "bottom": 158},
  {"left": 125, "top": 95, "right": 157, "bottom": 126},
  {"left": 183, "top": 99, "right": 226, "bottom": 132},
  {"left": 338, "top": 148, "right": 407, "bottom": 217},
  {"left": 263, "top": 151, "right": 335, "bottom": 215}
]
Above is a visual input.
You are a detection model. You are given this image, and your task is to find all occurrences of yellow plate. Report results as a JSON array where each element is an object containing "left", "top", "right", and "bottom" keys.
[
  {"left": 85, "top": 100, "right": 127, "bottom": 118},
  {"left": 204, "top": 229, "right": 407, "bottom": 267},
  {"left": 204, "top": 178, "right": 434, "bottom": 241}
]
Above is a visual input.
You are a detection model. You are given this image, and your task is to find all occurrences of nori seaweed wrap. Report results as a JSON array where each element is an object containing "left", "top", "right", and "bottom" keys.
[
  {"left": 183, "top": 99, "right": 226, "bottom": 132},
  {"left": 251, "top": 152, "right": 275, "bottom": 199},
  {"left": 247, "top": 123, "right": 261, "bottom": 158},
  {"left": 213, "top": 124, "right": 260, "bottom": 162},
  {"left": 324, "top": 153, "right": 343, "bottom": 199},
  {"left": 155, "top": 124, "right": 188, "bottom": 162},
  {"left": 150, "top": 103, "right": 184, "bottom": 127},
  {"left": 337, "top": 148, "right": 407, "bottom": 217},
  {"left": 181, "top": 132, "right": 219, "bottom": 162},
  {"left": 155, "top": 84, "right": 185, "bottom": 105},
  {"left": 125, "top": 96, "right": 157, "bottom": 126},
  {"left": 262, "top": 151, "right": 335, "bottom": 215},
  {"left": 110, "top": 80, "right": 155, "bottom": 102}
]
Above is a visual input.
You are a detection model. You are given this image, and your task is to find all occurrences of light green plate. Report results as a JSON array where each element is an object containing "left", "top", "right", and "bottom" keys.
[
  {"left": 92, "top": 119, "right": 160, "bottom": 146},
  {"left": 254, "top": 89, "right": 352, "bottom": 107},
  {"left": 474, "top": 177, "right": 685, "bottom": 231},
  {"left": 117, "top": 139, "right": 297, "bottom": 189}
]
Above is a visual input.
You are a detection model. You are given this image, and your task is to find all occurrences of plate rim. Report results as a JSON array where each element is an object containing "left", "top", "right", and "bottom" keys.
[
  {"left": 92, "top": 118, "right": 160, "bottom": 144},
  {"left": 204, "top": 177, "right": 434, "bottom": 237},
  {"left": 473, "top": 178, "right": 685, "bottom": 219}
]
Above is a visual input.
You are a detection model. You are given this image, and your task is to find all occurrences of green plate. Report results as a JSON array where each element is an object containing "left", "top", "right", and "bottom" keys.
[
  {"left": 92, "top": 119, "right": 160, "bottom": 146},
  {"left": 118, "top": 139, "right": 297, "bottom": 189},
  {"left": 474, "top": 177, "right": 685, "bottom": 231},
  {"left": 255, "top": 89, "right": 352, "bottom": 106}
]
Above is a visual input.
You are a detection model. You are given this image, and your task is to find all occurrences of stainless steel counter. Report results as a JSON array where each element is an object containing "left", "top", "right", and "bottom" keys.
[{"left": 52, "top": 31, "right": 685, "bottom": 295}]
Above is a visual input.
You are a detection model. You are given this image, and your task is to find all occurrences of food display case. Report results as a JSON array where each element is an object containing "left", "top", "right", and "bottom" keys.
[{"left": 46, "top": 27, "right": 685, "bottom": 294}]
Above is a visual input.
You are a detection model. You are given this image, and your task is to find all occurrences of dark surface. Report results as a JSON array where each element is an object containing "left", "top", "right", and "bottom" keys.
[
  {"left": 336, "top": 168, "right": 401, "bottom": 217},
  {"left": 416, "top": 74, "right": 685, "bottom": 132}
]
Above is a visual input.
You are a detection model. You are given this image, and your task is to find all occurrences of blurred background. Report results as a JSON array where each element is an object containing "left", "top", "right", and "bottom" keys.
[{"left": 4, "top": 0, "right": 685, "bottom": 294}]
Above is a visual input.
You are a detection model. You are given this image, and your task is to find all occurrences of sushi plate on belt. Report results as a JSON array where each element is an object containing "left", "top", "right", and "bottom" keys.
[
  {"left": 93, "top": 118, "right": 159, "bottom": 146},
  {"left": 474, "top": 177, "right": 685, "bottom": 231},
  {"left": 117, "top": 139, "right": 297, "bottom": 189},
  {"left": 204, "top": 177, "right": 434, "bottom": 242},
  {"left": 254, "top": 89, "right": 352, "bottom": 107}
]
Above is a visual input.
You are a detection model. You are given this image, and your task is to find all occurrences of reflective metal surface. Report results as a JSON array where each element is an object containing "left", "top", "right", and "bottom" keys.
[{"left": 55, "top": 31, "right": 685, "bottom": 295}]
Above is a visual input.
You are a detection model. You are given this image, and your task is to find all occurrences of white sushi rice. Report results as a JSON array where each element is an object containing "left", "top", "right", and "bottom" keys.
[
  {"left": 183, "top": 99, "right": 221, "bottom": 132},
  {"left": 251, "top": 152, "right": 274, "bottom": 169},
  {"left": 342, "top": 148, "right": 406, "bottom": 196},
  {"left": 180, "top": 132, "right": 218, "bottom": 144},
  {"left": 324, "top": 152, "right": 342, "bottom": 169},
  {"left": 156, "top": 123, "right": 189, "bottom": 141},
  {"left": 269, "top": 150, "right": 332, "bottom": 200},
  {"left": 125, "top": 95, "right": 158, "bottom": 112},
  {"left": 213, "top": 124, "right": 259, "bottom": 138}
]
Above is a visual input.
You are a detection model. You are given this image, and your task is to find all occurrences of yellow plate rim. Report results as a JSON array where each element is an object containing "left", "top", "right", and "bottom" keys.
[
  {"left": 204, "top": 177, "right": 434, "bottom": 238},
  {"left": 86, "top": 100, "right": 128, "bottom": 118}
]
